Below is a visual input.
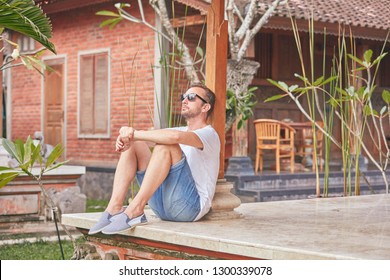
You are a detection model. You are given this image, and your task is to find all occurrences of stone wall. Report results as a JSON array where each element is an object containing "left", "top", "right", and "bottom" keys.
[
  {"left": 77, "top": 166, "right": 139, "bottom": 201},
  {"left": 77, "top": 167, "right": 116, "bottom": 201}
]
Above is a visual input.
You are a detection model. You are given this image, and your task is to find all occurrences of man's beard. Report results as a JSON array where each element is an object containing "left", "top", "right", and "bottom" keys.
[{"left": 181, "top": 107, "right": 201, "bottom": 120}]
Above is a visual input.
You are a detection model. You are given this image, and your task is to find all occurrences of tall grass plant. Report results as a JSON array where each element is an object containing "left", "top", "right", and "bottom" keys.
[{"left": 267, "top": 19, "right": 390, "bottom": 196}]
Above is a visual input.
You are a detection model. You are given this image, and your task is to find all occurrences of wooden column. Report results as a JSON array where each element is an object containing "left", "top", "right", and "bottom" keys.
[
  {"left": 203, "top": 0, "right": 241, "bottom": 220},
  {"left": 205, "top": 0, "right": 228, "bottom": 179}
]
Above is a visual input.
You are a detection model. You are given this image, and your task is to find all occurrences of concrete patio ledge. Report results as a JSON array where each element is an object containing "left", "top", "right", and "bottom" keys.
[{"left": 62, "top": 194, "right": 390, "bottom": 260}]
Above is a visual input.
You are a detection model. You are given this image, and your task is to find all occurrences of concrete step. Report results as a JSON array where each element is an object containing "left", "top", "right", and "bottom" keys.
[
  {"left": 0, "top": 214, "right": 44, "bottom": 224},
  {"left": 0, "top": 219, "right": 81, "bottom": 245},
  {"left": 238, "top": 183, "right": 387, "bottom": 202}
]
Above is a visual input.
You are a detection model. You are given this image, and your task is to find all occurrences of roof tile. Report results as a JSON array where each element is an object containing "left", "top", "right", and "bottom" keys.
[{"left": 258, "top": 0, "right": 390, "bottom": 30}]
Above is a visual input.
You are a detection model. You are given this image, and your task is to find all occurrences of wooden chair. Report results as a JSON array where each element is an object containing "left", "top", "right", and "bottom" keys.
[
  {"left": 296, "top": 121, "right": 324, "bottom": 171},
  {"left": 253, "top": 119, "right": 296, "bottom": 174}
]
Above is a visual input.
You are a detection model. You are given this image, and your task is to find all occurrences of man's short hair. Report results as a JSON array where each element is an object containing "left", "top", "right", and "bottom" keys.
[{"left": 189, "top": 83, "right": 215, "bottom": 119}]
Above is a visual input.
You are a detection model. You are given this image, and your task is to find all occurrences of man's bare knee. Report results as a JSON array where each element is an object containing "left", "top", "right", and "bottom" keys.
[
  {"left": 153, "top": 144, "right": 182, "bottom": 164},
  {"left": 119, "top": 141, "right": 151, "bottom": 170},
  {"left": 131, "top": 141, "right": 150, "bottom": 152}
]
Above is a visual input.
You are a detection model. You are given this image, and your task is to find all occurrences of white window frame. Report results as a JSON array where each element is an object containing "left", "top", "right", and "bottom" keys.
[{"left": 17, "top": 35, "right": 35, "bottom": 52}]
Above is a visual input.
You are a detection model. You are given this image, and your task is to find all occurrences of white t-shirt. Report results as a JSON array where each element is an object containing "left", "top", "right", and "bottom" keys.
[{"left": 172, "top": 125, "right": 220, "bottom": 220}]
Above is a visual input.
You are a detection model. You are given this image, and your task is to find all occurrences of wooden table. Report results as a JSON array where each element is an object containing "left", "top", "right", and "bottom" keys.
[
  {"left": 287, "top": 121, "right": 325, "bottom": 171},
  {"left": 287, "top": 121, "right": 313, "bottom": 131},
  {"left": 284, "top": 121, "right": 312, "bottom": 148}
]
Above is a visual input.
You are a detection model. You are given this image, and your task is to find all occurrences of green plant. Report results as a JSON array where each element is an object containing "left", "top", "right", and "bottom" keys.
[
  {"left": 226, "top": 86, "right": 257, "bottom": 132},
  {"left": 0, "top": 0, "right": 55, "bottom": 53},
  {"left": 1, "top": 0, "right": 56, "bottom": 73},
  {"left": 267, "top": 20, "right": 390, "bottom": 196},
  {"left": 0, "top": 137, "right": 67, "bottom": 186},
  {"left": 0, "top": 136, "right": 73, "bottom": 259}
]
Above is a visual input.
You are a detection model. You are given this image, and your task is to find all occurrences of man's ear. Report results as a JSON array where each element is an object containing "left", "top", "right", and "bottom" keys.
[{"left": 202, "top": 103, "right": 211, "bottom": 113}]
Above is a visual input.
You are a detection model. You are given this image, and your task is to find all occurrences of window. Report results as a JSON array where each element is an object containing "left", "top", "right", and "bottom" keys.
[
  {"left": 17, "top": 35, "right": 35, "bottom": 52},
  {"left": 255, "top": 33, "right": 272, "bottom": 79},
  {"left": 78, "top": 50, "right": 110, "bottom": 137},
  {"left": 255, "top": 33, "right": 302, "bottom": 81}
]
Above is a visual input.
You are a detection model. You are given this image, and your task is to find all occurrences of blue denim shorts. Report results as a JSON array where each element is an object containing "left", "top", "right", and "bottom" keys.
[{"left": 136, "top": 155, "right": 201, "bottom": 222}]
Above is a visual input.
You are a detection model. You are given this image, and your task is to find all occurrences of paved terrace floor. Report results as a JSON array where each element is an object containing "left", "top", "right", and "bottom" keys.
[{"left": 62, "top": 194, "right": 390, "bottom": 259}]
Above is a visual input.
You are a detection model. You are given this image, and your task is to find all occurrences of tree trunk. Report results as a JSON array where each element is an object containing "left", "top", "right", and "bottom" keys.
[
  {"left": 232, "top": 119, "right": 248, "bottom": 156},
  {"left": 227, "top": 58, "right": 260, "bottom": 100},
  {"left": 226, "top": 59, "right": 260, "bottom": 156}
]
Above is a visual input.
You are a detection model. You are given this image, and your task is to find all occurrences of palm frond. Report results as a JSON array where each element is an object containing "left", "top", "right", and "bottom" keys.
[{"left": 0, "top": 0, "right": 56, "bottom": 53}]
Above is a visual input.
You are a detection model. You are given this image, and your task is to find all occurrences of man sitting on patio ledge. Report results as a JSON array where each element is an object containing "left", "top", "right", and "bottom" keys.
[{"left": 89, "top": 83, "right": 220, "bottom": 235}]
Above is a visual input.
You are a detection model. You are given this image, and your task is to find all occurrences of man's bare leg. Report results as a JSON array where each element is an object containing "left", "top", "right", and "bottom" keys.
[
  {"left": 123, "top": 143, "right": 182, "bottom": 218},
  {"left": 90, "top": 142, "right": 181, "bottom": 234},
  {"left": 105, "top": 141, "right": 152, "bottom": 215}
]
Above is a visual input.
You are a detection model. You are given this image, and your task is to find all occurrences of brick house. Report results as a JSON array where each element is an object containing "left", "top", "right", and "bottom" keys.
[
  {"left": 1, "top": 0, "right": 390, "bottom": 198},
  {"left": 4, "top": 0, "right": 158, "bottom": 167}
]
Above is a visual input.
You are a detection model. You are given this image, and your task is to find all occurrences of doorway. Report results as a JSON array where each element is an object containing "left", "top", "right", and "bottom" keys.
[{"left": 43, "top": 57, "right": 65, "bottom": 158}]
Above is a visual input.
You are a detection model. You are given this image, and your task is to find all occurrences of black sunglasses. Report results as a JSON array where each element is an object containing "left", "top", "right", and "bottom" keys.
[{"left": 180, "top": 92, "right": 208, "bottom": 104}]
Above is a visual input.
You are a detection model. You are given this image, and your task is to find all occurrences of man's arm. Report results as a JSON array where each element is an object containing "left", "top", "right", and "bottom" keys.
[{"left": 119, "top": 127, "right": 204, "bottom": 150}]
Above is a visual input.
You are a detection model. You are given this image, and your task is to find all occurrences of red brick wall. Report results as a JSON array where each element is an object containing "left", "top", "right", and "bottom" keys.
[
  {"left": 11, "top": 67, "right": 42, "bottom": 138},
  {"left": 11, "top": 3, "right": 157, "bottom": 167}
]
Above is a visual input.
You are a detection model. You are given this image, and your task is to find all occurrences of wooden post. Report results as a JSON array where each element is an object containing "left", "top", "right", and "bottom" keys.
[
  {"left": 204, "top": 0, "right": 241, "bottom": 220},
  {"left": 205, "top": 0, "right": 228, "bottom": 179}
]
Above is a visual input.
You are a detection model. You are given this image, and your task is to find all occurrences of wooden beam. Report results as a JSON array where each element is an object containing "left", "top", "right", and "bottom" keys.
[
  {"left": 265, "top": 17, "right": 390, "bottom": 41},
  {"left": 170, "top": 14, "right": 206, "bottom": 28},
  {"left": 205, "top": 0, "right": 228, "bottom": 179},
  {"left": 174, "top": 0, "right": 210, "bottom": 13},
  {"left": 38, "top": 0, "right": 114, "bottom": 14}
]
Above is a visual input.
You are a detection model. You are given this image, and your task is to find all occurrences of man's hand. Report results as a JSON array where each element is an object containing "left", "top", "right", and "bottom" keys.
[{"left": 116, "top": 126, "right": 135, "bottom": 152}]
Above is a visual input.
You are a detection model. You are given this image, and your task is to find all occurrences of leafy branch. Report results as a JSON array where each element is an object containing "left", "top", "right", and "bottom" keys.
[
  {"left": 0, "top": 0, "right": 56, "bottom": 53},
  {"left": 0, "top": 136, "right": 76, "bottom": 259},
  {"left": 226, "top": 86, "right": 257, "bottom": 132}
]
